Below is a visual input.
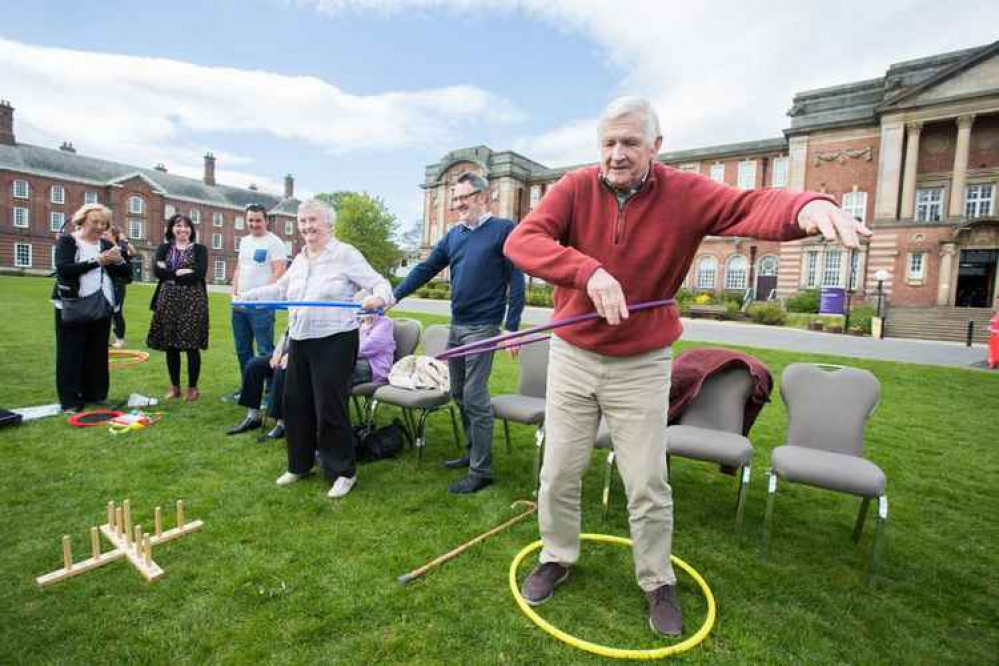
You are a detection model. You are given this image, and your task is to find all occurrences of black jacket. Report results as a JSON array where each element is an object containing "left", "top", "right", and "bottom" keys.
[
  {"left": 51, "top": 234, "right": 132, "bottom": 301},
  {"left": 149, "top": 242, "right": 208, "bottom": 311}
]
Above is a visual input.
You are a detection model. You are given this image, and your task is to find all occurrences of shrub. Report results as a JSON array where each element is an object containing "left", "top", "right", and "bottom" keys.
[
  {"left": 748, "top": 303, "right": 788, "bottom": 326},
  {"left": 787, "top": 289, "right": 820, "bottom": 313},
  {"left": 693, "top": 292, "right": 713, "bottom": 305},
  {"left": 848, "top": 305, "right": 875, "bottom": 335},
  {"left": 721, "top": 300, "right": 742, "bottom": 320},
  {"left": 525, "top": 288, "right": 553, "bottom": 307}
]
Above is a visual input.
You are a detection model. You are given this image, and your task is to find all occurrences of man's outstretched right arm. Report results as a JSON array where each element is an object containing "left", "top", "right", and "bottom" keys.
[{"left": 393, "top": 236, "right": 451, "bottom": 303}]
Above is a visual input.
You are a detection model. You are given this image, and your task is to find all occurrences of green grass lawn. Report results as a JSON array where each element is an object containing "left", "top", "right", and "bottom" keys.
[{"left": 1, "top": 275, "right": 997, "bottom": 665}]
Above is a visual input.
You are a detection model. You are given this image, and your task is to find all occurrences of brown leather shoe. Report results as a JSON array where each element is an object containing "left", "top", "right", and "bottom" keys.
[
  {"left": 185, "top": 387, "right": 200, "bottom": 402},
  {"left": 165, "top": 386, "right": 181, "bottom": 400},
  {"left": 521, "top": 562, "right": 570, "bottom": 606},
  {"left": 647, "top": 584, "right": 683, "bottom": 636}
]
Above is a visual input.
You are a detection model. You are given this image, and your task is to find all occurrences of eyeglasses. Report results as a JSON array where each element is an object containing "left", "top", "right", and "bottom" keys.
[
  {"left": 245, "top": 203, "right": 266, "bottom": 213},
  {"left": 452, "top": 190, "right": 482, "bottom": 205}
]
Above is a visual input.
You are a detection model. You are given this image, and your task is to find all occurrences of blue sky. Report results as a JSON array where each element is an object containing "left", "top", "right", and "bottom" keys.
[{"left": 3, "top": 1, "right": 998, "bottom": 237}]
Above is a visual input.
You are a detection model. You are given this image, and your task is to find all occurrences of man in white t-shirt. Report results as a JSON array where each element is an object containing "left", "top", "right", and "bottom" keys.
[{"left": 230, "top": 203, "right": 288, "bottom": 388}]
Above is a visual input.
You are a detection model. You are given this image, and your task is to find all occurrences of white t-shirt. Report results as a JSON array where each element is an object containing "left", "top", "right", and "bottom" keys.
[{"left": 237, "top": 232, "right": 287, "bottom": 292}]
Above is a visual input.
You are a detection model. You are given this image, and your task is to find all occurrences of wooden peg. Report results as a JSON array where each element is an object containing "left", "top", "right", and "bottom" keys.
[
  {"left": 123, "top": 500, "right": 132, "bottom": 543},
  {"left": 107, "top": 501, "right": 115, "bottom": 528},
  {"left": 176, "top": 500, "right": 185, "bottom": 529},
  {"left": 115, "top": 507, "right": 123, "bottom": 535},
  {"left": 134, "top": 525, "right": 142, "bottom": 552},
  {"left": 143, "top": 534, "right": 152, "bottom": 565},
  {"left": 91, "top": 526, "right": 100, "bottom": 560},
  {"left": 154, "top": 506, "right": 162, "bottom": 537},
  {"left": 62, "top": 536, "right": 72, "bottom": 570}
]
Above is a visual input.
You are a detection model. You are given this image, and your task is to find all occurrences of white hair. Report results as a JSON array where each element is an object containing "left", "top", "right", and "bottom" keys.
[
  {"left": 597, "top": 96, "right": 661, "bottom": 144},
  {"left": 297, "top": 198, "right": 336, "bottom": 227}
]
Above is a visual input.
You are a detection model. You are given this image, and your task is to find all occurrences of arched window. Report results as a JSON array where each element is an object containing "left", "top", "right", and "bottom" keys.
[
  {"left": 758, "top": 255, "right": 778, "bottom": 277},
  {"left": 725, "top": 255, "right": 749, "bottom": 290},
  {"left": 695, "top": 256, "right": 717, "bottom": 290},
  {"left": 128, "top": 195, "right": 145, "bottom": 215}
]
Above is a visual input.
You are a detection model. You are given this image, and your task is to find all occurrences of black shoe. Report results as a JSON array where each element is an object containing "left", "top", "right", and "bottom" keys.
[
  {"left": 227, "top": 416, "right": 262, "bottom": 435},
  {"left": 448, "top": 476, "right": 493, "bottom": 494},
  {"left": 443, "top": 456, "right": 470, "bottom": 469},
  {"left": 521, "top": 562, "right": 570, "bottom": 606},
  {"left": 265, "top": 424, "right": 285, "bottom": 439}
]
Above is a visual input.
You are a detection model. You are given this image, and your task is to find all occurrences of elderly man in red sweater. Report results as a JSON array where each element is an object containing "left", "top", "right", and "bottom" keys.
[{"left": 504, "top": 96, "right": 871, "bottom": 636}]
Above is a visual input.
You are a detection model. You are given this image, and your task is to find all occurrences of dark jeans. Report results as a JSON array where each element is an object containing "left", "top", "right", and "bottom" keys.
[
  {"left": 112, "top": 281, "right": 127, "bottom": 340},
  {"left": 448, "top": 324, "right": 500, "bottom": 480},
  {"left": 54, "top": 308, "right": 111, "bottom": 410},
  {"left": 232, "top": 307, "right": 275, "bottom": 377},
  {"left": 237, "top": 356, "right": 286, "bottom": 420},
  {"left": 284, "top": 330, "right": 358, "bottom": 481}
]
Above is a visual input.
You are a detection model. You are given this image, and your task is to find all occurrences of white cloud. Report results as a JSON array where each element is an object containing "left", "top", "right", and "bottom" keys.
[
  {"left": 0, "top": 36, "right": 523, "bottom": 196},
  {"left": 300, "top": 0, "right": 999, "bottom": 166}
]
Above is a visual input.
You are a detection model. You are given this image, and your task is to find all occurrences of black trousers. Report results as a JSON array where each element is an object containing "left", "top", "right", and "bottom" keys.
[
  {"left": 54, "top": 309, "right": 112, "bottom": 410},
  {"left": 237, "top": 356, "right": 285, "bottom": 420},
  {"left": 284, "top": 330, "right": 358, "bottom": 480},
  {"left": 112, "top": 282, "right": 127, "bottom": 339}
]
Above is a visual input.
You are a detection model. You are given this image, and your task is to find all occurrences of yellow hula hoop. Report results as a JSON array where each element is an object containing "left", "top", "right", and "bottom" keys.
[
  {"left": 107, "top": 349, "right": 150, "bottom": 369},
  {"left": 509, "top": 533, "right": 716, "bottom": 660}
]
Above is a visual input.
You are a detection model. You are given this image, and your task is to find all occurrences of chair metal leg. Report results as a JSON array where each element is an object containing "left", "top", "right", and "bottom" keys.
[
  {"left": 351, "top": 396, "right": 364, "bottom": 424},
  {"left": 735, "top": 465, "right": 750, "bottom": 528},
  {"left": 448, "top": 405, "right": 461, "bottom": 450},
  {"left": 602, "top": 450, "right": 616, "bottom": 522},
  {"left": 401, "top": 409, "right": 417, "bottom": 445},
  {"left": 866, "top": 495, "right": 888, "bottom": 586},
  {"left": 503, "top": 419, "right": 512, "bottom": 454},
  {"left": 364, "top": 397, "right": 376, "bottom": 427},
  {"left": 532, "top": 425, "right": 545, "bottom": 498},
  {"left": 762, "top": 468, "right": 777, "bottom": 559},
  {"left": 416, "top": 410, "right": 430, "bottom": 463},
  {"left": 853, "top": 496, "right": 871, "bottom": 543}
]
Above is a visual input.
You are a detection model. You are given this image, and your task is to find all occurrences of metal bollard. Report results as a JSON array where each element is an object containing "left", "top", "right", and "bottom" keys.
[{"left": 966, "top": 320, "right": 974, "bottom": 347}]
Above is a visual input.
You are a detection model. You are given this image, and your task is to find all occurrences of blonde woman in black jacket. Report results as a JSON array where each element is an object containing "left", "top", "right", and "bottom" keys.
[
  {"left": 52, "top": 203, "right": 131, "bottom": 412},
  {"left": 147, "top": 214, "right": 209, "bottom": 401}
]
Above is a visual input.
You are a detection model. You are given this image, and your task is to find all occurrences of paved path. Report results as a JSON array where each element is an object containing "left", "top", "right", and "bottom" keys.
[{"left": 392, "top": 298, "right": 991, "bottom": 371}]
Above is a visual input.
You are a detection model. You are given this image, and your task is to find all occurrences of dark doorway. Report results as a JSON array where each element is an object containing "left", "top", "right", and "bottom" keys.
[
  {"left": 755, "top": 255, "right": 778, "bottom": 300},
  {"left": 955, "top": 249, "right": 998, "bottom": 308}
]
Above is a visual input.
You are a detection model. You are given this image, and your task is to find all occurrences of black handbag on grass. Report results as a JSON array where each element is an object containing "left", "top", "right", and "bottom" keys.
[{"left": 354, "top": 419, "right": 411, "bottom": 463}]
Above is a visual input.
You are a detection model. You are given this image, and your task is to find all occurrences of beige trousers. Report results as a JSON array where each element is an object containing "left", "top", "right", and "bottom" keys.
[{"left": 538, "top": 335, "right": 674, "bottom": 591}]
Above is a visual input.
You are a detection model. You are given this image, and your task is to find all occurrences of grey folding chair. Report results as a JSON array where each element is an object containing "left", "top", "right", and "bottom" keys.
[
  {"left": 762, "top": 363, "right": 886, "bottom": 585},
  {"left": 351, "top": 318, "right": 421, "bottom": 425},
  {"left": 596, "top": 367, "right": 756, "bottom": 526},
  {"left": 370, "top": 324, "right": 461, "bottom": 463},
  {"left": 490, "top": 338, "right": 549, "bottom": 491}
]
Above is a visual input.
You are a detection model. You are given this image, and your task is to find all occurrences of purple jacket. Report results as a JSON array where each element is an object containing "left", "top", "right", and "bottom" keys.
[{"left": 359, "top": 317, "right": 396, "bottom": 383}]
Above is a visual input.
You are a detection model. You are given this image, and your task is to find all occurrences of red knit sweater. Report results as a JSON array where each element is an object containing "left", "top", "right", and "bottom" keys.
[{"left": 504, "top": 162, "right": 831, "bottom": 356}]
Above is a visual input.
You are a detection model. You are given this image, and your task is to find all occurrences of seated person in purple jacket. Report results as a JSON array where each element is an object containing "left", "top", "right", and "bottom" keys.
[{"left": 351, "top": 314, "right": 395, "bottom": 385}]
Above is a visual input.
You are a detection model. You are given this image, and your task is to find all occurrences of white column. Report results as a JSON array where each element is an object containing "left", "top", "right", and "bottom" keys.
[
  {"left": 948, "top": 115, "right": 976, "bottom": 218},
  {"left": 874, "top": 121, "right": 905, "bottom": 220},
  {"left": 787, "top": 136, "right": 809, "bottom": 192},
  {"left": 936, "top": 242, "right": 957, "bottom": 306},
  {"left": 899, "top": 122, "right": 922, "bottom": 219}
]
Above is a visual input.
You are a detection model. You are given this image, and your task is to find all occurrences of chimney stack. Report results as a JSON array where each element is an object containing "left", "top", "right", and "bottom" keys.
[
  {"left": 59, "top": 141, "right": 76, "bottom": 153},
  {"left": 203, "top": 151, "right": 216, "bottom": 186},
  {"left": 0, "top": 100, "right": 14, "bottom": 146},
  {"left": 154, "top": 163, "right": 168, "bottom": 172},
  {"left": 284, "top": 174, "right": 294, "bottom": 199}
]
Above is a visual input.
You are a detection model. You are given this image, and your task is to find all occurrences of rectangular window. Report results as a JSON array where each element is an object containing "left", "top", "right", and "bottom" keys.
[
  {"left": 804, "top": 249, "right": 819, "bottom": 288},
  {"left": 212, "top": 233, "right": 222, "bottom": 250},
  {"left": 51, "top": 185, "right": 66, "bottom": 204},
  {"left": 128, "top": 196, "right": 145, "bottom": 215},
  {"left": 849, "top": 250, "right": 862, "bottom": 291},
  {"left": 50, "top": 212, "right": 65, "bottom": 233},
  {"left": 128, "top": 219, "right": 143, "bottom": 240},
  {"left": 771, "top": 156, "right": 789, "bottom": 188},
  {"left": 14, "top": 243, "right": 32, "bottom": 268},
  {"left": 284, "top": 220, "right": 294, "bottom": 235},
  {"left": 965, "top": 184, "right": 994, "bottom": 218},
  {"left": 529, "top": 185, "right": 541, "bottom": 210},
  {"left": 13, "top": 207, "right": 29, "bottom": 228},
  {"left": 737, "top": 161, "right": 756, "bottom": 189},
  {"left": 213, "top": 212, "right": 224, "bottom": 227},
  {"left": 190, "top": 209, "right": 201, "bottom": 224},
  {"left": 915, "top": 187, "right": 943, "bottom": 222},
  {"left": 13, "top": 179, "right": 29, "bottom": 199},
  {"left": 821, "top": 249, "right": 843, "bottom": 287},
  {"left": 679, "top": 163, "right": 700, "bottom": 173},
  {"left": 51, "top": 245, "right": 57, "bottom": 268},
  {"left": 164, "top": 204, "right": 176, "bottom": 219},
  {"left": 84, "top": 191, "right": 99, "bottom": 205},
  {"left": 234, "top": 215, "right": 245, "bottom": 230},
  {"left": 213, "top": 259, "right": 226, "bottom": 283},
  {"left": 710, "top": 163, "right": 725, "bottom": 183},
  {"left": 907, "top": 252, "right": 927, "bottom": 280},
  {"left": 842, "top": 190, "right": 868, "bottom": 223}
]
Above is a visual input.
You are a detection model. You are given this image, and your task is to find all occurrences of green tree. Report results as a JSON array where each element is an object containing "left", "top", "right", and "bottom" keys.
[{"left": 316, "top": 191, "right": 401, "bottom": 276}]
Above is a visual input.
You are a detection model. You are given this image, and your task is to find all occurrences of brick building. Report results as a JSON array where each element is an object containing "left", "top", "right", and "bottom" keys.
[
  {"left": 0, "top": 102, "right": 300, "bottom": 284},
  {"left": 420, "top": 41, "right": 999, "bottom": 335}
]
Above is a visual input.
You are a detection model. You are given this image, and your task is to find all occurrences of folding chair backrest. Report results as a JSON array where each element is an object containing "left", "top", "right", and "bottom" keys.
[
  {"left": 392, "top": 319, "right": 422, "bottom": 361},
  {"left": 517, "top": 338, "right": 550, "bottom": 399},
  {"left": 780, "top": 363, "right": 880, "bottom": 457},
  {"left": 422, "top": 324, "right": 450, "bottom": 358},
  {"left": 679, "top": 367, "right": 753, "bottom": 434}
]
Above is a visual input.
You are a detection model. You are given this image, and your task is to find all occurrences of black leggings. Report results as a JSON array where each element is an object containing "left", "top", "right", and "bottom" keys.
[{"left": 166, "top": 350, "right": 201, "bottom": 388}]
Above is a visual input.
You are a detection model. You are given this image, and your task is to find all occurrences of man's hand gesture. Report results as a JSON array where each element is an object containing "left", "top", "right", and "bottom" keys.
[
  {"left": 798, "top": 200, "right": 873, "bottom": 249},
  {"left": 586, "top": 268, "right": 629, "bottom": 326}
]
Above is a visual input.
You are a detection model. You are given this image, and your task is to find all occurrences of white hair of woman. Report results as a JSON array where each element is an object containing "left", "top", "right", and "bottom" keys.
[{"left": 297, "top": 198, "right": 337, "bottom": 228}]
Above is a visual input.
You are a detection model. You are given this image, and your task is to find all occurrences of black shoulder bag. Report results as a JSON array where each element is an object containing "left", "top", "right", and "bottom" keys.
[{"left": 61, "top": 260, "right": 112, "bottom": 325}]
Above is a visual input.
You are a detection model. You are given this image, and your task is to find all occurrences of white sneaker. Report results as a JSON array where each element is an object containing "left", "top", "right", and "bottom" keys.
[
  {"left": 112, "top": 338, "right": 125, "bottom": 349},
  {"left": 327, "top": 475, "right": 357, "bottom": 499},
  {"left": 276, "top": 471, "right": 306, "bottom": 486}
]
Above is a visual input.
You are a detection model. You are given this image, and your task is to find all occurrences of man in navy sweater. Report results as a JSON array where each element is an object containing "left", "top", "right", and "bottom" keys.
[{"left": 393, "top": 171, "right": 525, "bottom": 494}]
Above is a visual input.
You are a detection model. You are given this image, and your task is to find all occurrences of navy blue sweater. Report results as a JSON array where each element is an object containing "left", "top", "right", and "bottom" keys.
[{"left": 395, "top": 217, "right": 525, "bottom": 331}]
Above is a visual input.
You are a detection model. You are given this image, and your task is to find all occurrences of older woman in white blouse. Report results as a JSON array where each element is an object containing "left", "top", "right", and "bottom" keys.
[{"left": 239, "top": 199, "right": 394, "bottom": 499}]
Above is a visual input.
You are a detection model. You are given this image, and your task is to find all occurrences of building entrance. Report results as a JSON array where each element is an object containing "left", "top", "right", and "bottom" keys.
[{"left": 955, "top": 249, "right": 998, "bottom": 308}]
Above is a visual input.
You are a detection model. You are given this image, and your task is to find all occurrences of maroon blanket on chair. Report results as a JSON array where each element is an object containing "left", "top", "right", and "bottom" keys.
[{"left": 668, "top": 348, "right": 773, "bottom": 435}]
